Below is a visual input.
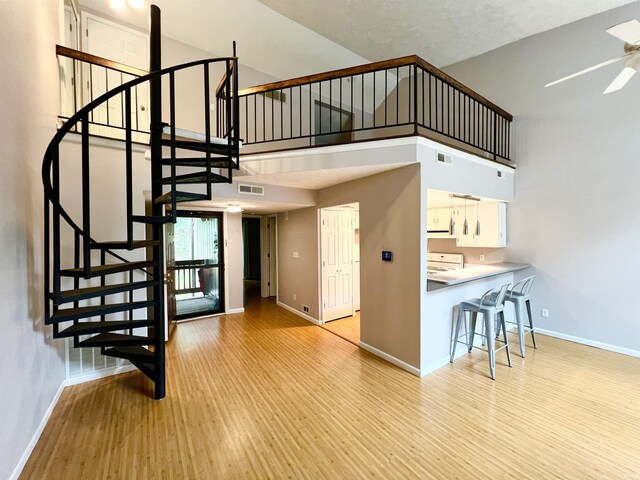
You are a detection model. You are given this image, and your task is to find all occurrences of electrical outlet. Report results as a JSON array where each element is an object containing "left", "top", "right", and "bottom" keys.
[
  {"left": 302, "top": 305, "right": 310, "bottom": 313},
  {"left": 292, "top": 251, "right": 299, "bottom": 258},
  {"left": 541, "top": 309, "right": 549, "bottom": 318},
  {"left": 480, "top": 255, "right": 485, "bottom": 261},
  {"left": 293, "top": 293, "right": 297, "bottom": 301}
]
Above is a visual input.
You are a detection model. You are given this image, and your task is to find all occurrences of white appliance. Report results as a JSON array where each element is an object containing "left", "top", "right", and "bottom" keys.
[{"left": 427, "top": 253, "right": 464, "bottom": 273}]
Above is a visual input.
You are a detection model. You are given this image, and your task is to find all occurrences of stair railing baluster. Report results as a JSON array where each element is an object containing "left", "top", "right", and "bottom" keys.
[
  {"left": 225, "top": 59, "right": 233, "bottom": 181},
  {"left": 125, "top": 88, "right": 133, "bottom": 247},
  {"left": 81, "top": 115, "right": 91, "bottom": 279},
  {"left": 169, "top": 71, "right": 177, "bottom": 218},
  {"left": 52, "top": 144, "right": 61, "bottom": 300},
  {"left": 203, "top": 63, "right": 212, "bottom": 199}
]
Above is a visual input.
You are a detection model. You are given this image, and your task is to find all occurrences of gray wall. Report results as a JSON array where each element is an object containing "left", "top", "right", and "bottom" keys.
[
  {"left": 278, "top": 164, "right": 422, "bottom": 368},
  {"left": 445, "top": 3, "right": 640, "bottom": 353},
  {"left": 0, "top": 1, "right": 67, "bottom": 478}
]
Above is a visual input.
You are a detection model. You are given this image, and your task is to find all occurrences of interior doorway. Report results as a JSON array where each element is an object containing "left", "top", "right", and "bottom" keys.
[{"left": 319, "top": 203, "right": 361, "bottom": 344}]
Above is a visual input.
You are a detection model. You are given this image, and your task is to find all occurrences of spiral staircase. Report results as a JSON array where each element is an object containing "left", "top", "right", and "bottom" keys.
[{"left": 42, "top": 5, "right": 240, "bottom": 399}]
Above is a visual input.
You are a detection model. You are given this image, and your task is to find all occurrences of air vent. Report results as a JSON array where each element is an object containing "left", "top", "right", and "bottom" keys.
[
  {"left": 436, "top": 152, "right": 452, "bottom": 165},
  {"left": 259, "top": 90, "right": 286, "bottom": 103},
  {"left": 238, "top": 184, "right": 264, "bottom": 196}
]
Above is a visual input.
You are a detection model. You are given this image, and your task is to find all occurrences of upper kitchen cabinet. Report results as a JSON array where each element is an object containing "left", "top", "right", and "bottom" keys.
[
  {"left": 427, "top": 207, "right": 454, "bottom": 238},
  {"left": 456, "top": 202, "right": 506, "bottom": 248}
]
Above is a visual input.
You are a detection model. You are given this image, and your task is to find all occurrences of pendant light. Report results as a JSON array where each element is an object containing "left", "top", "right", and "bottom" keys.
[
  {"left": 448, "top": 195, "right": 456, "bottom": 236},
  {"left": 463, "top": 199, "right": 469, "bottom": 236},
  {"left": 475, "top": 200, "right": 481, "bottom": 236}
]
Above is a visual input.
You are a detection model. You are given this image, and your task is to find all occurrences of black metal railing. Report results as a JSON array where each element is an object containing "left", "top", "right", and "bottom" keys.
[
  {"left": 237, "top": 55, "right": 513, "bottom": 162},
  {"left": 43, "top": 45, "right": 239, "bottom": 399},
  {"left": 56, "top": 45, "right": 151, "bottom": 143}
]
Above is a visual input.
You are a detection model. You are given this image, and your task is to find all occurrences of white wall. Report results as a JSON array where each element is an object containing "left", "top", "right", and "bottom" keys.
[
  {"left": 445, "top": 3, "right": 640, "bottom": 354},
  {"left": 0, "top": 1, "right": 67, "bottom": 478}
]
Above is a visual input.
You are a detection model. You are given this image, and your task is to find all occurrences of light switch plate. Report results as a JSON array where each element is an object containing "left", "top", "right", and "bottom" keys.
[{"left": 292, "top": 252, "right": 299, "bottom": 258}]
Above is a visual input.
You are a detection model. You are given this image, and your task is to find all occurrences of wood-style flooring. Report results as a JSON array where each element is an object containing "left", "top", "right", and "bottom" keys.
[
  {"left": 21, "top": 292, "right": 640, "bottom": 479},
  {"left": 321, "top": 312, "right": 360, "bottom": 345}
]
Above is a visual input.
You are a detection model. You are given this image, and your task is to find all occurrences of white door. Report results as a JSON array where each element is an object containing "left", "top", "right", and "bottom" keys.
[
  {"left": 83, "top": 14, "right": 149, "bottom": 140},
  {"left": 321, "top": 209, "right": 354, "bottom": 322}
]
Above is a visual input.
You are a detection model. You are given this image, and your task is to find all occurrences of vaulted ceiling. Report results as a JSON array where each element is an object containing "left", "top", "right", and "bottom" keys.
[
  {"left": 79, "top": 0, "right": 637, "bottom": 79},
  {"left": 256, "top": 0, "right": 637, "bottom": 66}
]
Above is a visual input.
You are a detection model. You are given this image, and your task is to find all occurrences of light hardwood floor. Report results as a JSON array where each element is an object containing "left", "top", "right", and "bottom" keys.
[
  {"left": 321, "top": 312, "right": 360, "bottom": 345},
  {"left": 21, "top": 294, "right": 640, "bottom": 479}
]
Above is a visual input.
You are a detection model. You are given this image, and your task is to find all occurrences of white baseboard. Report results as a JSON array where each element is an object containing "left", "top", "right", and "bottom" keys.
[
  {"left": 226, "top": 308, "right": 245, "bottom": 315},
  {"left": 536, "top": 328, "right": 640, "bottom": 358},
  {"left": 420, "top": 324, "right": 518, "bottom": 377},
  {"left": 65, "top": 364, "right": 138, "bottom": 386},
  {"left": 277, "top": 301, "right": 320, "bottom": 325},
  {"left": 10, "top": 381, "right": 66, "bottom": 480},
  {"left": 359, "top": 341, "right": 421, "bottom": 376}
]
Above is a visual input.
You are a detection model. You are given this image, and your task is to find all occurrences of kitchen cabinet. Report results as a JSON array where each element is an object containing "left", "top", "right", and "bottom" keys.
[
  {"left": 454, "top": 202, "right": 506, "bottom": 248},
  {"left": 427, "top": 207, "right": 453, "bottom": 234}
]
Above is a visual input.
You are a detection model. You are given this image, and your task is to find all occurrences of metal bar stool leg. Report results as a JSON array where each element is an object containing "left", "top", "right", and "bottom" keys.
[
  {"left": 514, "top": 298, "right": 526, "bottom": 357},
  {"left": 468, "top": 312, "right": 477, "bottom": 352},
  {"left": 450, "top": 306, "right": 464, "bottom": 362},
  {"left": 525, "top": 299, "right": 537, "bottom": 349},
  {"left": 485, "top": 311, "right": 496, "bottom": 380},
  {"left": 500, "top": 311, "right": 512, "bottom": 367}
]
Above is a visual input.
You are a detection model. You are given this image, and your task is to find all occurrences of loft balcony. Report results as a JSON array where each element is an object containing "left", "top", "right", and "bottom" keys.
[{"left": 56, "top": 46, "right": 513, "bottom": 166}]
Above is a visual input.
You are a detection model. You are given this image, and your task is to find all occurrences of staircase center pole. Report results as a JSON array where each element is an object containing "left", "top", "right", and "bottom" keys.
[{"left": 150, "top": 4, "right": 166, "bottom": 400}]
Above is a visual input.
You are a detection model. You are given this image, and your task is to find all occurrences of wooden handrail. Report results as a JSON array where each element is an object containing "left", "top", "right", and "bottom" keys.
[
  {"left": 238, "top": 54, "right": 512, "bottom": 121},
  {"left": 56, "top": 44, "right": 149, "bottom": 77}
]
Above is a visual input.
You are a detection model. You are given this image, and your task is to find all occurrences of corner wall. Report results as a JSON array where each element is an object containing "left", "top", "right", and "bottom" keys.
[
  {"left": 0, "top": 1, "right": 67, "bottom": 478},
  {"left": 444, "top": 3, "right": 640, "bottom": 355},
  {"left": 278, "top": 164, "right": 422, "bottom": 369}
]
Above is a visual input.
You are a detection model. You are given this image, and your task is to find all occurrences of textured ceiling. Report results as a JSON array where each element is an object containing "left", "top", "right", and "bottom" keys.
[{"left": 256, "top": 0, "right": 637, "bottom": 66}]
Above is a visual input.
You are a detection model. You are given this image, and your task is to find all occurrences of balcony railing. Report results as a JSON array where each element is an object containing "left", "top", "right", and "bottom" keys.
[
  {"left": 57, "top": 46, "right": 513, "bottom": 163},
  {"left": 236, "top": 55, "right": 513, "bottom": 163}
]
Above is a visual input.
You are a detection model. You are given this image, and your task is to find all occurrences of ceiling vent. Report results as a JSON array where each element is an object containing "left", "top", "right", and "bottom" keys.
[
  {"left": 238, "top": 184, "right": 264, "bottom": 196},
  {"left": 436, "top": 152, "right": 452, "bottom": 165}
]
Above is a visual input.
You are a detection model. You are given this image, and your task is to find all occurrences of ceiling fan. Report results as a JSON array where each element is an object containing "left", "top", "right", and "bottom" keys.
[{"left": 545, "top": 19, "right": 640, "bottom": 94}]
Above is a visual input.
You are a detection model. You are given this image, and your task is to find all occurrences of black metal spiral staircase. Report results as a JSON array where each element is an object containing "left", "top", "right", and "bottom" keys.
[{"left": 42, "top": 5, "right": 240, "bottom": 399}]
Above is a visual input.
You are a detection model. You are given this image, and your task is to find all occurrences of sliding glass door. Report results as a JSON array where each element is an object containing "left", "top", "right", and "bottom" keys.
[{"left": 174, "top": 211, "right": 224, "bottom": 320}]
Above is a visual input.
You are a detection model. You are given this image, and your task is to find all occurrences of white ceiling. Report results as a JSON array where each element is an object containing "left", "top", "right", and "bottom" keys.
[
  {"left": 236, "top": 163, "right": 411, "bottom": 189},
  {"left": 78, "top": 0, "right": 637, "bottom": 82},
  {"left": 78, "top": 0, "right": 369, "bottom": 79},
  {"left": 256, "top": 0, "right": 637, "bottom": 66}
]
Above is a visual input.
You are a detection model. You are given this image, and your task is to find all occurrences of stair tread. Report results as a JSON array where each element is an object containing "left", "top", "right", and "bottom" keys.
[
  {"left": 79, "top": 332, "right": 153, "bottom": 347},
  {"left": 57, "top": 319, "right": 153, "bottom": 338},
  {"left": 161, "top": 138, "right": 239, "bottom": 155},
  {"left": 105, "top": 345, "right": 155, "bottom": 363},
  {"left": 160, "top": 171, "right": 229, "bottom": 185},
  {"left": 91, "top": 240, "right": 160, "bottom": 250},
  {"left": 60, "top": 260, "right": 156, "bottom": 278},
  {"left": 51, "top": 300, "right": 155, "bottom": 322},
  {"left": 154, "top": 191, "right": 208, "bottom": 205},
  {"left": 131, "top": 215, "right": 172, "bottom": 224},
  {"left": 161, "top": 158, "right": 236, "bottom": 168},
  {"left": 57, "top": 280, "right": 156, "bottom": 303},
  {"left": 131, "top": 359, "right": 156, "bottom": 380}
]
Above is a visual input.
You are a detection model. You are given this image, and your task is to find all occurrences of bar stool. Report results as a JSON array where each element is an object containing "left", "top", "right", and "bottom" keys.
[
  {"left": 496, "top": 275, "right": 537, "bottom": 357},
  {"left": 450, "top": 284, "right": 512, "bottom": 380}
]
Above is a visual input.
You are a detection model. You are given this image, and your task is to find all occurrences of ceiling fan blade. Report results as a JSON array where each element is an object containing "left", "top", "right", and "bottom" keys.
[
  {"left": 545, "top": 54, "right": 631, "bottom": 87},
  {"left": 603, "top": 66, "right": 637, "bottom": 94},
  {"left": 606, "top": 19, "right": 640, "bottom": 45}
]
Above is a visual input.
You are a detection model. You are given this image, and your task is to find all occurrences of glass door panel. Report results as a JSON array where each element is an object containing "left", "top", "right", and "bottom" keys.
[{"left": 173, "top": 213, "right": 224, "bottom": 319}]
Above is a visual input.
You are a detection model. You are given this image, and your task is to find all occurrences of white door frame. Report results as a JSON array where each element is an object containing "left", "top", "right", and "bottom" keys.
[
  {"left": 259, "top": 214, "right": 278, "bottom": 298},
  {"left": 318, "top": 206, "right": 355, "bottom": 323}
]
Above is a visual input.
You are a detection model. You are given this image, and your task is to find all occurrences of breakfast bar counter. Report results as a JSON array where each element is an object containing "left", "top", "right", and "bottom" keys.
[{"left": 427, "top": 262, "right": 530, "bottom": 291}]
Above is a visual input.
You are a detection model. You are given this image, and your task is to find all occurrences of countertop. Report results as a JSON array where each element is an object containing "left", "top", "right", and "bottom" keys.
[{"left": 427, "top": 262, "right": 530, "bottom": 290}]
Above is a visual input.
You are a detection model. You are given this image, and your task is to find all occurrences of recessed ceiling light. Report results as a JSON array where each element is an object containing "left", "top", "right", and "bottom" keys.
[
  {"left": 226, "top": 205, "right": 243, "bottom": 213},
  {"left": 128, "top": 0, "right": 145, "bottom": 8},
  {"left": 109, "top": 0, "right": 126, "bottom": 9}
]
